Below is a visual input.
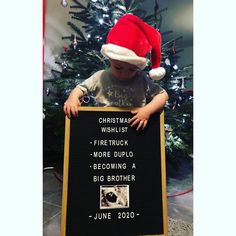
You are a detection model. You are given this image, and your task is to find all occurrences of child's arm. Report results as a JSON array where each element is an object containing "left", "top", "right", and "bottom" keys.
[
  {"left": 63, "top": 87, "right": 84, "bottom": 118},
  {"left": 128, "top": 91, "right": 169, "bottom": 131}
]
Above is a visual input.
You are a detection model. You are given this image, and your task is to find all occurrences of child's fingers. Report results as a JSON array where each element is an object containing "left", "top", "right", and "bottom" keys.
[
  {"left": 136, "top": 120, "right": 148, "bottom": 131},
  {"left": 63, "top": 102, "right": 70, "bottom": 117},
  {"left": 129, "top": 110, "right": 148, "bottom": 130},
  {"left": 128, "top": 115, "right": 137, "bottom": 124},
  {"left": 66, "top": 107, "right": 72, "bottom": 118},
  {"left": 63, "top": 104, "right": 67, "bottom": 115},
  {"left": 65, "top": 105, "right": 73, "bottom": 118},
  {"left": 130, "top": 118, "right": 140, "bottom": 127},
  {"left": 136, "top": 120, "right": 144, "bottom": 131},
  {"left": 142, "top": 120, "right": 148, "bottom": 130},
  {"left": 64, "top": 102, "right": 80, "bottom": 118},
  {"left": 129, "top": 110, "right": 141, "bottom": 124},
  {"left": 71, "top": 106, "right": 78, "bottom": 117}
]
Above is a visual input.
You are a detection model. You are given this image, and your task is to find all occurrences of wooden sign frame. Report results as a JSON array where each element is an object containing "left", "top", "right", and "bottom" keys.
[{"left": 61, "top": 106, "right": 168, "bottom": 236}]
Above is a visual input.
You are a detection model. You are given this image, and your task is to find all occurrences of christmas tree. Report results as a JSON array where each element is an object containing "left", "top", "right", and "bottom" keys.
[{"left": 43, "top": 0, "right": 193, "bottom": 170}]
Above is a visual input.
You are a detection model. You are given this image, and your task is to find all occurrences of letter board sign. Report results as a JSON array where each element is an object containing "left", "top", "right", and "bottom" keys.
[{"left": 61, "top": 107, "right": 168, "bottom": 236}]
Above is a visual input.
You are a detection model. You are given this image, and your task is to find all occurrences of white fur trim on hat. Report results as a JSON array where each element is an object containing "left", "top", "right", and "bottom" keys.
[
  {"left": 101, "top": 44, "right": 148, "bottom": 69},
  {"left": 149, "top": 67, "right": 166, "bottom": 80}
]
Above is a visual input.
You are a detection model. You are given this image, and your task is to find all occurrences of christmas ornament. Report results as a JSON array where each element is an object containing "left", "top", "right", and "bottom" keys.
[
  {"left": 171, "top": 44, "right": 175, "bottom": 54},
  {"left": 100, "top": 14, "right": 166, "bottom": 80},
  {"left": 171, "top": 84, "right": 178, "bottom": 90},
  {"left": 180, "top": 78, "right": 185, "bottom": 90},
  {"left": 61, "top": 0, "right": 68, "bottom": 7},
  {"left": 73, "top": 35, "right": 78, "bottom": 49},
  {"left": 61, "top": 61, "right": 68, "bottom": 70},
  {"left": 95, "top": 35, "right": 102, "bottom": 42},
  {"left": 63, "top": 44, "right": 68, "bottom": 51},
  {"left": 172, "top": 101, "right": 177, "bottom": 110},
  {"left": 164, "top": 124, "right": 173, "bottom": 132}
]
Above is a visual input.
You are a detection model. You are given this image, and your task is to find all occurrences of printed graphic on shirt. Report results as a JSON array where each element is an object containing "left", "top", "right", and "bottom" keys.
[{"left": 104, "top": 85, "right": 136, "bottom": 106}]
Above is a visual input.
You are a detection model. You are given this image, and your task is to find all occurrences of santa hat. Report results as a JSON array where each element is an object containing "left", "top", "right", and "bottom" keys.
[{"left": 101, "top": 14, "right": 166, "bottom": 80}]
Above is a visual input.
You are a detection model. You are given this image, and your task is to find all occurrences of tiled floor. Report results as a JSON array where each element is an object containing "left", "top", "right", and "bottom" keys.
[
  {"left": 43, "top": 157, "right": 193, "bottom": 236},
  {"left": 43, "top": 169, "right": 62, "bottom": 236}
]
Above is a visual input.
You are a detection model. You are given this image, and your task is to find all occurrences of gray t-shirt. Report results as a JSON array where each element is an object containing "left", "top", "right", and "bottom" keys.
[{"left": 77, "top": 68, "right": 165, "bottom": 107}]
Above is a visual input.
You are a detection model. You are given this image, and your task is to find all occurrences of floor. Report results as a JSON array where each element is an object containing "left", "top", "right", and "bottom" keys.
[{"left": 43, "top": 159, "right": 193, "bottom": 236}]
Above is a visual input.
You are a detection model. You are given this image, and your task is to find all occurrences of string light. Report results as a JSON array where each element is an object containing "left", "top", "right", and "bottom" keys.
[
  {"left": 98, "top": 18, "right": 104, "bottom": 24},
  {"left": 173, "top": 64, "right": 178, "bottom": 70},
  {"left": 102, "top": 6, "right": 109, "bottom": 12},
  {"left": 103, "top": 14, "right": 109, "bottom": 18},
  {"left": 165, "top": 58, "right": 171, "bottom": 66},
  {"left": 46, "top": 88, "right": 50, "bottom": 96}
]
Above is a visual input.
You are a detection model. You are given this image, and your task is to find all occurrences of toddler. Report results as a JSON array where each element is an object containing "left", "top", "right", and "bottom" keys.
[{"left": 64, "top": 14, "right": 168, "bottom": 131}]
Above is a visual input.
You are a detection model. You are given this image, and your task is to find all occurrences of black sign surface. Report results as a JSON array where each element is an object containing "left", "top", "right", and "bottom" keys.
[{"left": 61, "top": 107, "right": 168, "bottom": 236}]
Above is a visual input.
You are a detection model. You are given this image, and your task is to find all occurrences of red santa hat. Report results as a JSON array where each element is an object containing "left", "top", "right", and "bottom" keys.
[{"left": 101, "top": 14, "right": 166, "bottom": 80}]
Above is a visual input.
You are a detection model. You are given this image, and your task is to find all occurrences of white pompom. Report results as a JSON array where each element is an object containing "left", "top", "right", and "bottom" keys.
[{"left": 149, "top": 67, "right": 166, "bottom": 80}]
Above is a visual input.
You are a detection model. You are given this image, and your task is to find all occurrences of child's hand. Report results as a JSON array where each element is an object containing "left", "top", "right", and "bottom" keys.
[
  {"left": 63, "top": 97, "right": 81, "bottom": 118},
  {"left": 128, "top": 107, "right": 151, "bottom": 131}
]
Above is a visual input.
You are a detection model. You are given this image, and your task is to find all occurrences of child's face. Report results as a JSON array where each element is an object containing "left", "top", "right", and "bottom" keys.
[{"left": 110, "top": 60, "right": 139, "bottom": 80}]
